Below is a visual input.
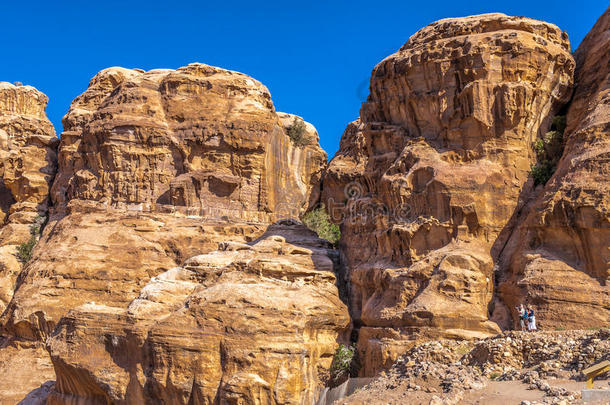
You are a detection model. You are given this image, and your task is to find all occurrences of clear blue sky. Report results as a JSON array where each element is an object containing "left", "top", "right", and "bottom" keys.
[{"left": 1, "top": 1, "right": 606, "bottom": 156}]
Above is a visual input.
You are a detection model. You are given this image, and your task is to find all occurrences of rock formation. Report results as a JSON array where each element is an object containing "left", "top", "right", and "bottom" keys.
[
  {"left": 0, "top": 64, "right": 346, "bottom": 404},
  {"left": 46, "top": 222, "right": 349, "bottom": 404},
  {"left": 321, "top": 13, "right": 575, "bottom": 375},
  {"left": 498, "top": 8, "right": 610, "bottom": 329},
  {"left": 335, "top": 329, "right": 610, "bottom": 404},
  {"left": 0, "top": 340, "right": 55, "bottom": 405},
  {"left": 0, "top": 82, "right": 58, "bottom": 312},
  {"left": 1, "top": 8, "right": 609, "bottom": 405},
  {"left": 0, "top": 82, "right": 58, "bottom": 405},
  {"left": 2, "top": 63, "right": 329, "bottom": 341},
  {"left": 50, "top": 64, "right": 325, "bottom": 218}
]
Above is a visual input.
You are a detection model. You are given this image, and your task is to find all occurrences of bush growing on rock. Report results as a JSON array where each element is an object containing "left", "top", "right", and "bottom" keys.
[
  {"left": 302, "top": 205, "right": 340, "bottom": 244},
  {"left": 530, "top": 115, "right": 566, "bottom": 186},
  {"left": 330, "top": 344, "right": 359, "bottom": 381},
  {"left": 16, "top": 215, "right": 46, "bottom": 263},
  {"left": 286, "top": 117, "right": 310, "bottom": 147}
]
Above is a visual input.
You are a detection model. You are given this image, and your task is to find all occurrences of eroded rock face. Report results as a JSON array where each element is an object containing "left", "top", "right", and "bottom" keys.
[
  {"left": 0, "top": 82, "right": 58, "bottom": 312},
  {"left": 51, "top": 64, "right": 326, "bottom": 219},
  {"left": 3, "top": 63, "right": 328, "bottom": 340},
  {"left": 498, "top": 8, "right": 610, "bottom": 329},
  {"left": 47, "top": 222, "right": 349, "bottom": 405},
  {"left": 2, "top": 200, "right": 267, "bottom": 340},
  {"left": 0, "top": 340, "right": 55, "bottom": 405},
  {"left": 321, "top": 13, "right": 575, "bottom": 375}
]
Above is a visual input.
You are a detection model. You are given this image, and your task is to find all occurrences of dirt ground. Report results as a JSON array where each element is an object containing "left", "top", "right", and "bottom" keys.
[{"left": 336, "top": 376, "right": 610, "bottom": 405}]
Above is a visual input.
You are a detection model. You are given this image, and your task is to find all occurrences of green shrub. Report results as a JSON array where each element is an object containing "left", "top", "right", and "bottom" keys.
[
  {"left": 489, "top": 371, "right": 501, "bottom": 380},
  {"left": 330, "top": 344, "right": 359, "bottom": 381},
  {"left": 543, "top": 130, "right": 563, "bottom": 158},
  {"left": 552, "top": 115, "right": 566, "bottom": 133},
  {"left": 302, "top": 205, "right": 340, "bottom": 245},
  {"left": 16, "top": 237, "right": 37, "bottom": 263},
  {"left": 531, "top": 161, "right": 555, "bottom": 186},
  {"left": 15, "top": 215, "right": 46, "bottom": 264},
  {"left": 531, "top": 115, "right": 566, "bottom": 186},
  {"left": 534, "top": 139, "right": 545, "bottom": 155},
  {"left": 286, "top": 117, "right": 310, "bottom": 147}
]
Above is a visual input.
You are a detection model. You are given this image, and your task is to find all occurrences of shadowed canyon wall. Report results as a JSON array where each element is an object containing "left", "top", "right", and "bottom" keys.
[{"left": 497, "top": 8, "right": 609, "bottom": 330}]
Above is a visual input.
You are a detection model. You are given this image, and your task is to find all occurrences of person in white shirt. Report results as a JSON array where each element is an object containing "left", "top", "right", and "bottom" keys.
[{"left": 527, "top": 307, "right": 537, "bottom": 331}]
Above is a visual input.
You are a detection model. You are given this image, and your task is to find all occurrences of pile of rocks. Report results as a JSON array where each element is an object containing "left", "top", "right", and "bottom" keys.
[
  {"left": 393, "top": 360, "right": 486, "bottom": 393},
  {"left": 386, "top": 329, "right": 609, "bottom": 381},
  {"left": 465, "top": 329, "right": 610, "bottom": 379},
  {"left": 349, "top": 330, "right": 609, "bottom": 404}
]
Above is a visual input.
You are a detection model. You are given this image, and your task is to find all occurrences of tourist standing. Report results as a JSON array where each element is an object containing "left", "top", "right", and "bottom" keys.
[{"left": 527, "top": 307, "right": 537, "bottom": 331}]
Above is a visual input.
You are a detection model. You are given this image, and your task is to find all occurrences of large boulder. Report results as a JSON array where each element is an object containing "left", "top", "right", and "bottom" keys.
[
  {"left": 321, "top": 13, "right": 575, "bottom": 375},
  {"left": 46, "top": 223, "right": 349, "bottom": 404},
  {"left": 498, "top": 8, "right": 610, "bottom": 329}
]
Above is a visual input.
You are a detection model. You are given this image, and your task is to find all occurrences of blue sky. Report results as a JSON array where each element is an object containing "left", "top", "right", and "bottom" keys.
[{"left": 1, "top": 1, "right": 606, "bottom": 156}]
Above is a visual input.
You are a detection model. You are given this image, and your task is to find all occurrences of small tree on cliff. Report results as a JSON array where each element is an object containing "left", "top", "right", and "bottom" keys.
[
  {"left": 301, "top": 205, "right": 340, "bottom": 245},
  {"left": 16, "top": 215, "right": 47, "bottom": 263},
  {"left": 531, "top": 115, "right": 566, "bottom": 186},
  {"left": 286, "top": 117, "right": 310, "bottom": 147}
]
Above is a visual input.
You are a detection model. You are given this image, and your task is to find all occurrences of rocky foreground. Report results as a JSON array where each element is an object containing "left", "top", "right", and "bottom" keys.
[{"left": 336, "top": 329, "right": 610, "bottom": 405}]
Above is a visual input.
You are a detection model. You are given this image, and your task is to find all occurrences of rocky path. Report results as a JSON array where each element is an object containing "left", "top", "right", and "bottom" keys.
[{"left": 336, "top": 330, "right": 610, "bottom": 405}]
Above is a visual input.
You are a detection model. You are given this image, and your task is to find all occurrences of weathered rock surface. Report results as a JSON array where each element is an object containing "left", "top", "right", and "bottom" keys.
[
  {"left": 3, "top": 63, "right": 328, "bottom": 341},
  {"left": 47, "top": 222, "right": 349, "bottom": 404},
  {"left": 50, "top": 64, "right": 325, "bottom": 218},
  {"left": 0, "top": 82, "right": 58, "bottom": 312},
  {"left": 2, "top": 201, "right": 267, "bottom": 340},
  {"left": 337, "top": 329, "right": 609, "bottom": 405},
  {"left": 498, "top": 8, "right": 610, "bottom": 330},
  {"left": 321, "top": 13, "right": 575, "bottom": 375},
  {"left": 277, "top": 112, "right": 328, "bottom": 209},
  {"left": 0, "top": 340, "right": 55, "bottom": 405},
  {"left": 0, "top": 64, "right": 344, "bottom": 405}
]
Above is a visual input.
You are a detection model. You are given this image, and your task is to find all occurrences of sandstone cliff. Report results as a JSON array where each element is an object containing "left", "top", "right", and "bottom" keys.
[
  {"left": 0, "top": 9, "right": 608, "bottom": 405},
  {"left": 50, "top": 64, "right": 325, "bottom": 217},
  {"left": 0, "top": 64, "right": 347, "bottom": 404},
  {"left": 0, "top": 82, "right": 58, "bottom": 405},
  {"left": 2, "top": 63, "right": 329, "bottom": 341},
  {"left": 0, "top": 82, "right": 58, "bottom": 313},
  {"left": 498, "top": 8, "right": 610, "bottom": 329},
  {"left": 321, "top": 13, "right": 576, "bottom": 375}
]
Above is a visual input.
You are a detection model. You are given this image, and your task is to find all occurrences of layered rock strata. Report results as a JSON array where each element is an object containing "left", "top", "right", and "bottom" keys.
[
  {"left": 50, "top": 64, "right": 326, "bottom": 219},
  {"left": 3, "top": 63, "right": 329, "bottom": 341},
  {"left": 0, "top": 82, "right": 58, "bottom": 312},
  {"left": 321, "top": 13, "right": 575, "bottom": 375},
  {"left": 498, "top": 8, "right": 610, "bottom": 329},
  {"left": 46, "top": 222, "right": 349, "bottom": 405}
]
